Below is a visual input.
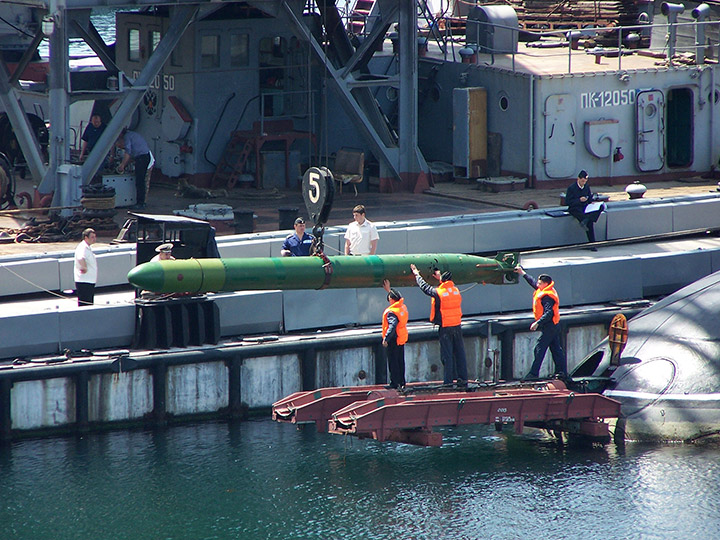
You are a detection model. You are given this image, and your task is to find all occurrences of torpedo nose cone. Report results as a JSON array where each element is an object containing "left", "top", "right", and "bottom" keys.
[{"left": 127, "top": 262, "right": 165, "bottom": 292}]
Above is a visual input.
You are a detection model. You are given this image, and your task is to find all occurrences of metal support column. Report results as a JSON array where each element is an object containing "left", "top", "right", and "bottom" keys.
[
  {"left": 44, "top": 9, "right": 70, "bottom": 203},
  {"left": 398, "top": 0, "right": 421, "bottom": 177}
]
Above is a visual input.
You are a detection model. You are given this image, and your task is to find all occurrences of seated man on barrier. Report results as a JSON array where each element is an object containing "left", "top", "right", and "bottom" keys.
[{"left": 566, "top": 170, "right": 604, "bottom": 251}]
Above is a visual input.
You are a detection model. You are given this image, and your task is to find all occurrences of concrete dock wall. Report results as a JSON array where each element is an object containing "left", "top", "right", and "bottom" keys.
[{"left": 0, "top": 307, "right": 639, "bottom": 440}]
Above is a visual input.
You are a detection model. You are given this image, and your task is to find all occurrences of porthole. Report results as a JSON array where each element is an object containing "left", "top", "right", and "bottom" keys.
[{"left": 498, "top": 94, "right": 509, "bottom": 111}]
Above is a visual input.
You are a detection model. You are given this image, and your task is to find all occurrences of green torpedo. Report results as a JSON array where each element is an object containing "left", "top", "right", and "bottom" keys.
[{"left": 127, "top": 253, "right": 519, "bottom": 294}]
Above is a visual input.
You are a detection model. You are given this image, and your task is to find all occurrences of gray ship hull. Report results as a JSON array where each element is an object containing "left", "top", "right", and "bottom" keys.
[{"left": 574, "top": 270, "right": 720, "bottom": 442}]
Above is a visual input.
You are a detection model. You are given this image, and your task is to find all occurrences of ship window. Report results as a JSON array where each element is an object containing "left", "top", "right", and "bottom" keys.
[
  {"left": 230, "top": 33, "right": 249, "bottom": 67},
  {"left": 201, "top": 35, "right": 220, "bottom": 69},
  {"left": 149, "top": 30, "right": 161, "bottom": 55},
  {"left": 128, "top": 28, "right": 140, "bottom": 62}
]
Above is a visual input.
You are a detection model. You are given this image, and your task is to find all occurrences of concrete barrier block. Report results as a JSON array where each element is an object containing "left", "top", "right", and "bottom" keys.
[
  {"left": 540, "top": 212, "right": 607, "bottom": 246},
  {"left": 500, "top": 281, "right": 533, "bottom": 313},
  {"left": 97, "top": 251, "right": 135, "bottom": 287},
  {"left": 323, "top": 230, "right": 347, "bottom": 255},
  {"left": 672, "top": 198, "right": 720, "bottom": 231},
  {"left": 462, "top": 281, "right": 503, "bottom": 315},
  {"left": 0, "top": 311, "right": 61, "bottom": 359},
  {"left": 474, "top": 216, "right": 542, "bottom": 252},
  {"left": 540, "top": 214, "right": 587, "bottom": 246},
  {"left": 60, "top": 304, "right": 136, "bottom": 351},
  {"left": 400, "top": 287, "right": 434, "bottom": 323},
  {"left": 407, "top": 222, "right": 475, "bottom": 254},
  {"left": 59, "top": 257, "right": 74, "bottom": 291},
  {"left": 0, "top": 258, "right": 61, "bottom": 296},
  {"left": 215, "top": 291, "right": 282, "bottom": 336},
  {"left": 167, "top": 362, "right": 229, "bottom": 415},
  {"left": 355, "top": 288, "right": 387, "bottom": 326},
  {"left": 284, "top": 289, "right": 358, "bottom": 331},
  {"left": 88, "top": 370, "right": 153, "bottom": 422},
  {"left": 607, "top": 204, "right": 672, "bottom": 239},
  {"left": 375, "top": 227, "right": 408, "bottom": 255},
  {"left": 569, "top": 259, "right": 643, "bottom": 305},
  {"left": 219, "top": 238, "right": 275, "bottom": 258},
  {"left": 640, "top": 251, "right": 712, "bottom": 297}
]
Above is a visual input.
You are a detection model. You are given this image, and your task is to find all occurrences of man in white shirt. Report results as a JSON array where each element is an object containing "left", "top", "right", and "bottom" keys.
[
  {"left": 74, "top": 228, "right": 97, "bottom": 306},
  {"left": 344, "top": 204, "right": 379, "bottom": 255}
]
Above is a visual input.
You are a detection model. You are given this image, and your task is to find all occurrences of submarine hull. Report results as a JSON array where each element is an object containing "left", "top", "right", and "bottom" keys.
[
  {"left": 127, "top": 253, "right": 518, "bottom": 294},
  {"left": 572, "top": 270, "right": 720, "bottom": 442}
]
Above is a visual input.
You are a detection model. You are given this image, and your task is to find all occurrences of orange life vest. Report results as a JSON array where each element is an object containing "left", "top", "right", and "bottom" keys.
[
  {"left": 382, "top": 298, "right": 409, "bottom": 345},
  {"left": 430, "top": 281, "right": 462, "bottom": 327},
  {"left": 533, "top": 282, "right": 560, "bottom": 325}
]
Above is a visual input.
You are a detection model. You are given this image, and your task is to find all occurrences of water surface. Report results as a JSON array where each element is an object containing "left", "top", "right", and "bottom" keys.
[{"left": 1, "top": 419, "right": 718, "bottom": 540}]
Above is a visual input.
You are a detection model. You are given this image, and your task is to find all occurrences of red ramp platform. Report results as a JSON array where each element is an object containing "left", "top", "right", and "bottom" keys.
[{"left": 272, "top": 380, "right": 621, "bottom": 447}]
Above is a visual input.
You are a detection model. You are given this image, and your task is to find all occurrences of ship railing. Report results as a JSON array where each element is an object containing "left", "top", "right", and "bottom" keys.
[{"left": 453, "top": 17, "right": 720, "bottom": 74}]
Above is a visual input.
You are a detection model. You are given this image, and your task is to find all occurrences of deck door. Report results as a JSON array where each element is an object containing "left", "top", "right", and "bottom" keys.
[
  {"left": 543, "top": 94, "right": 577, "bottom": 178},
  {"left": 635, "top": 90, "right": 665, "bottom": 172}
]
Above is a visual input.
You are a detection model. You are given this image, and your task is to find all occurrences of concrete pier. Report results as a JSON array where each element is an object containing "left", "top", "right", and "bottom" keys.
[{"left": 0, "top": 304, "right": 643, "bottom": 440}]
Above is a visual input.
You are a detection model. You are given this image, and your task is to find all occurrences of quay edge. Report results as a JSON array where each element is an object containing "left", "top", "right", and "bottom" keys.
[{"left": 0, "top": 306, "right": 638, "bottom": 442}]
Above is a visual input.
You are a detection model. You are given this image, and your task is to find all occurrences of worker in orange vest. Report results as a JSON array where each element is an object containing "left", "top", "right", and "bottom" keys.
[
  {"left": 515, "top": 265, "right": 567, "bottom": 380},
  {"left": 410, "top": 264, "right": 468, "bottom": 386},
  {"left": 381, "top": 279, "right": 409, "bottom": 389}
]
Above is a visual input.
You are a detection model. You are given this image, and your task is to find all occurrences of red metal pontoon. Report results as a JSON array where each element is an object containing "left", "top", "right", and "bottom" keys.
[{"left": 272, "top": 380, "right": 621, "bottom": 447}]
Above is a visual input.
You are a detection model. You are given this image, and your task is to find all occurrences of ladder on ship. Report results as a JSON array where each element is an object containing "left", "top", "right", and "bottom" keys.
[
  {"left": 349, "top": 0, "right": 376, "bottom": 34},
  {"left": 211, "top": 134, "right": 255, "bottom": 189}
]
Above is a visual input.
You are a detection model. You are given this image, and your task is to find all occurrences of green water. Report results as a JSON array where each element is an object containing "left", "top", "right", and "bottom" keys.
[{"left": 1, "top": 419, "right": 718, "bottom": 540}]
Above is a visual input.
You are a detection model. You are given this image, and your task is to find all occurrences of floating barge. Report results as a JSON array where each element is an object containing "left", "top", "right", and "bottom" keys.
[{"left": 272, "top": 379, "right": 621, "bottom": 446}]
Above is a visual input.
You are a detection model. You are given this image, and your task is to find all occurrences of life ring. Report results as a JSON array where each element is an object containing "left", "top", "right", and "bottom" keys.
[{"left": 523, "top": 201, "right": 539, "bottom": 211}]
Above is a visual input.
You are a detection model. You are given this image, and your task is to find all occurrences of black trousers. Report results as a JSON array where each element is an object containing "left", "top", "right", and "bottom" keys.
[
  {"left": 569, "top": 208, "right": 602, "bottom": 243},
  {"left": 439, "top": 325, "right": 468, "bottom": 384},
  {"left": 75, "top": 281, "right": 95, "bottom": 306},
  {"left": 134, "top": 153, "right": 151, "bottom": 205},
  {"left": 529, "top": 322, "right": 567, "bottom": 377},
  {"left": 385, "top": 339, "right": 406, "bottom": 389}
]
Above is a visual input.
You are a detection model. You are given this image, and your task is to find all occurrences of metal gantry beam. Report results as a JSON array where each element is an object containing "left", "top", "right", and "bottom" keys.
[
  {"left": 279, "top": 0, "right": 429, "bottom": 182},
  {"left": 280, "top": 0, "right": 401, "bottom": 179},
  {"left": 81, "top": 4, "right": 198, "bottom": 183},
  {"left": 0, "top": 49, "right": 48, "bottom": 183}
]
